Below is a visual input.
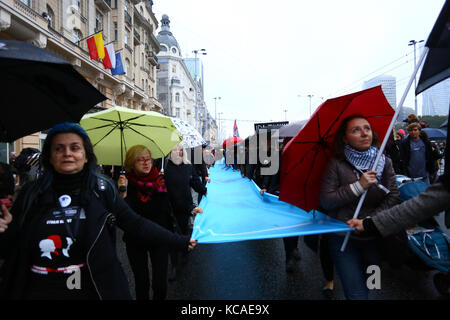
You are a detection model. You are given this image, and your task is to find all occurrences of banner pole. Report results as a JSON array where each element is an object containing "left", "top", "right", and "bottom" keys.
[
  {"left": 340, "top": 47, "right": 429, "bottom": 252},
  {"left": 76, "top": 30, "right": 103, "bottom": 46}
]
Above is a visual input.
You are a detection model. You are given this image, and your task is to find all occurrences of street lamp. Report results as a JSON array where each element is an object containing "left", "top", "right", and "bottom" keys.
[
  {"left": 213, "top": 96, "right": 221, "bottom": 121},
  {"left": 193, "top": 49, "right": 207, "bottom": 133},
  {"left": 298, "top": 94, "right": 315, "bottom": 117},
  {"left": 283, "top": 109, "right": 288, "bottom": 120},
  {"left": 218, "top": 111, "right": 224, "bottom": 144},
  {"left": 307, "top": 94, "right": 314, "bottom": 117},
  {"left": 408, "top": 39, "right": 424, "bottom": 115}
]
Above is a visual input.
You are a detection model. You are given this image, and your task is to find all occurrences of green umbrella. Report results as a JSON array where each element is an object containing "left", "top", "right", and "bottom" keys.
[{"left": 80, "top": 106, "right": 182, "bottom": 166}]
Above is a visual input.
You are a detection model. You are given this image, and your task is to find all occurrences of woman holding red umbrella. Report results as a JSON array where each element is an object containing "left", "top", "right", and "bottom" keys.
[{"left": 319, "top": 114, "right": 400, "bottom": 300}]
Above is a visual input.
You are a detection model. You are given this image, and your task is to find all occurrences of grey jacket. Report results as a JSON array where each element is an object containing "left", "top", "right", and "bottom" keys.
[
  {"left": 372, "top": 182, "right": 450, "bottom": 237},
  {"left": 320, "top": 156, "right": 400, "bottom": 222}
]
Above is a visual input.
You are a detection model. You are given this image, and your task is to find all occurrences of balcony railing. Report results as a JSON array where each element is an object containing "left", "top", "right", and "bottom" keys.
[{"left": 94, "top": 0, "right": 112, "bottom": 11}]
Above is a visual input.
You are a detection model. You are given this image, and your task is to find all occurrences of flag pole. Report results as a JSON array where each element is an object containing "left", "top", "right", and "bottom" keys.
[
  {"left": 76, "top": 30, "right": 103, "bottom": 46},
  {"left": 340, "top": 46, "right": 429, "bottom": 252}
]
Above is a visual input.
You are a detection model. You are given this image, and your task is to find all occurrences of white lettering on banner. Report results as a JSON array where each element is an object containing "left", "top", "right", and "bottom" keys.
[
  {"left": 66, "top": 267, "right": 81, "bottom": 290},
  {"left": 366, "top": 265, "right": 381, "bottom": 290}
]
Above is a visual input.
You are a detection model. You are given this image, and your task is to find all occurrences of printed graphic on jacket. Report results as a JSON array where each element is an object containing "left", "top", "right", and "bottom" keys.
[
  {"left": 31, "top": 206, "right": 87, "bottom": 273},
  {"left": 39, "top": 235, "right": 73, "bottom": 259}
]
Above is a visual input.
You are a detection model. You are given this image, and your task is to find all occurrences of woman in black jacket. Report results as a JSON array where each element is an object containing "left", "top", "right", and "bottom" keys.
[
  {"left": 117, "top": 144, "right": 176, "bottom": 300},
  {"left": 164, "top": 144, "right": 205, "bottom": 280},
  {"left": 0, "top": 122, "right": 196, "bottom": 300}
]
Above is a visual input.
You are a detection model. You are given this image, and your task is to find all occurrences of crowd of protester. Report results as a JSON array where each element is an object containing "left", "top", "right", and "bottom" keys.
[
  {"left": 0, "top": 112, "right": 448, "bottom": 300},
  {"left": 222, "top": 113, "right": 448, "bottom": 300}
]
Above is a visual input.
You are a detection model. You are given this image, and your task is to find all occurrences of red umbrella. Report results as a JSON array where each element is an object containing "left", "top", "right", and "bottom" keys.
[
  {"left": 222, "top": 136, "right": 243, "bottom": 149},
  {"left": 278, "top": 86, "right": 395, "bottom": 212}
]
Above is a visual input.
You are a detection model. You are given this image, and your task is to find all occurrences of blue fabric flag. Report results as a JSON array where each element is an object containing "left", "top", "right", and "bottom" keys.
[
  {"left": 111, "top": 52, "right": 125, "bottom": 76},
  {"left": 192, "top": 163, "right": 353, "bottom": 243}
]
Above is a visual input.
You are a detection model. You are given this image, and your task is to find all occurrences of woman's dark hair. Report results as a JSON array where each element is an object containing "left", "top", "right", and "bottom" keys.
[
  {"left": 41, "top": 122, "right": 97, "bottom": 171},
  {"left": 333, "top": 114, "right": 380, "bottom": 159}
]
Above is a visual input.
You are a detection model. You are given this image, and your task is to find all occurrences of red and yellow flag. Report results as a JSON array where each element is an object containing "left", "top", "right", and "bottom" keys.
[{"left": 87, "top": 32, "right": 105, "bottom": 60}]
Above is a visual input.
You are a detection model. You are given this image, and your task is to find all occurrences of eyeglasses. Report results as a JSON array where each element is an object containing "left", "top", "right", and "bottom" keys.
[{"left": 136, "top": 157, "right": 152, "bottom": 164}]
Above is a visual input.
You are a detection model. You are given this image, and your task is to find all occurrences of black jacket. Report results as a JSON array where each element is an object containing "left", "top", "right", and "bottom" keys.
[
  {"left": 260, "top": 149, "right": 282, "bottom": 195},
  {"left": 123, "top": 181, "right": 176, "bottom": 242},
  {"left": 0, "top": 169, "right": 189, "bottom": 300},
  {"left": 164, "top": 161, "right": 206, "bottom": 214},
  {"left": 385, "top": 139, "right": 403, "bottom": 174},
  {"left": 124, "top": 182, "right": 173, "bottom": 228}
]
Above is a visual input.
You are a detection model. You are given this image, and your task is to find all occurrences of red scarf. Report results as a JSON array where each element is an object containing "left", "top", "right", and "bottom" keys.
[{"left": 126, "top": 166, "right": 167, "bottom": 203}]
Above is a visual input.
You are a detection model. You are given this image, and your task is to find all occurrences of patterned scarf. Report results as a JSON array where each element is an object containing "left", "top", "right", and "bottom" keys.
[
  {"left": 126, "top": 166, "right": 167, "bottom": 203},
  {"left": 344, "top": 145, "right": 386, "bottom": 181}
]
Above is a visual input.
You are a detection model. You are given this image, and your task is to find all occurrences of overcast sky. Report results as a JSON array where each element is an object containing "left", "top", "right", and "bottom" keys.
[{"left": 152, "top": 0, "right": 446, "bottom": 138}]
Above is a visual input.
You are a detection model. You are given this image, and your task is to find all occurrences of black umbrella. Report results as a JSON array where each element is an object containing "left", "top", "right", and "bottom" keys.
[
  {"left": 0, "top": 39, "right": 107, "bottom": 142},
  {"left": 415, "top": 0, "right": 450, "bottom": 94}
]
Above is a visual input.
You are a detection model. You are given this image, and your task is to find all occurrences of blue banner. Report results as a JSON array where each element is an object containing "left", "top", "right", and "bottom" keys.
[{"left": 192, "top": 163, "right": 353, "bottom": 243}]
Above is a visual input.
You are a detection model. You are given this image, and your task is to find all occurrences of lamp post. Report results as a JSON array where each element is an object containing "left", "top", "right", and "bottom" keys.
[
  {"left": 218, "top": 111, "right": 223, "bottom": 144},
  {"left": 193, "top": 49, "right": 207, "bottom": 133},
  {"left": 213, "top": 96, "right": 221, "bottom": 121},
  {"left": 283, "top": 109, "right": 288, "bottom": 120},
  {"left": 298, "top": 94, "right": 315, "bottom": 117},
  {"left": 307, "top": 94, "right": 314, "bottom": 117},
  {"left": 408, "top": 39, "right": 424, "bottom": 115},
  {"left": 214, "top": 97, "right": 221, "bottom": 146}
]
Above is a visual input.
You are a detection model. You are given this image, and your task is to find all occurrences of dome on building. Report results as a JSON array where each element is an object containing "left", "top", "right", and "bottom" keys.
[{"left": 157, "top": 14, "right": 181, "bottom": 54}]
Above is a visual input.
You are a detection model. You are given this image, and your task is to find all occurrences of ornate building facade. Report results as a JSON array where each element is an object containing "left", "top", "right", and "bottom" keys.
[
  {"left": 0, "top": 0, "right": 161, "bottom": 160},
  {"left": 156, "top": 14, "right": 217, "bottom": 145}
]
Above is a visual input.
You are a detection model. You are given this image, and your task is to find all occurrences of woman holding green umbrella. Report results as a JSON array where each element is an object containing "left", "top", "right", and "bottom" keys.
[
  {"left": 0, "top": 122, "right": 196, "bottom": 300},
  {"left": 117, "top": 144, "right": 176, "bottom": 300}
]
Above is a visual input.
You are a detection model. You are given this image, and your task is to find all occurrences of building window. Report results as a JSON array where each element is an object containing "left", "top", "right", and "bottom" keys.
[
  {"left": 171, "top": 47, "right": 177, "bottom": 54},
  {"left": 20, "top": 0, "right": 31, "bottom": 7},
  {"left": 72, "top": 0, "right": 80, "bottom": 11},
  {"left": 72, "top": 28, "right": 82, "bottom": 44},
  {"left": 172, "top": 65, "right": 176, "bottom": 73},
  {"left": 114, "top": 22, "right": 118, "bottom": 41},
  {"left": 125, "top": 58, "right": 130, "bottom": 75},
  {"left": 0, "top": 142, "right": 14, "bottom": 164},
  {"left": 95, "top": 11, "right": 103, "bottom": 32},
  {"left": 175, "top": 92, "right": 180, "bottom": 102},
  {"left": 160, "top": 45, "right": 167, "bottom": 52},
  {"left": 176, "top": 108, "right": 180, "bottom": 118},
  {"left": 141, "top": 53, "right": 144, "bottom": 66},
  {"left": 159, "top": 63, "right": 167, "bottom": 71},
  {"left": 124, "top": 28, "right": 130, "bottom": 46}
]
